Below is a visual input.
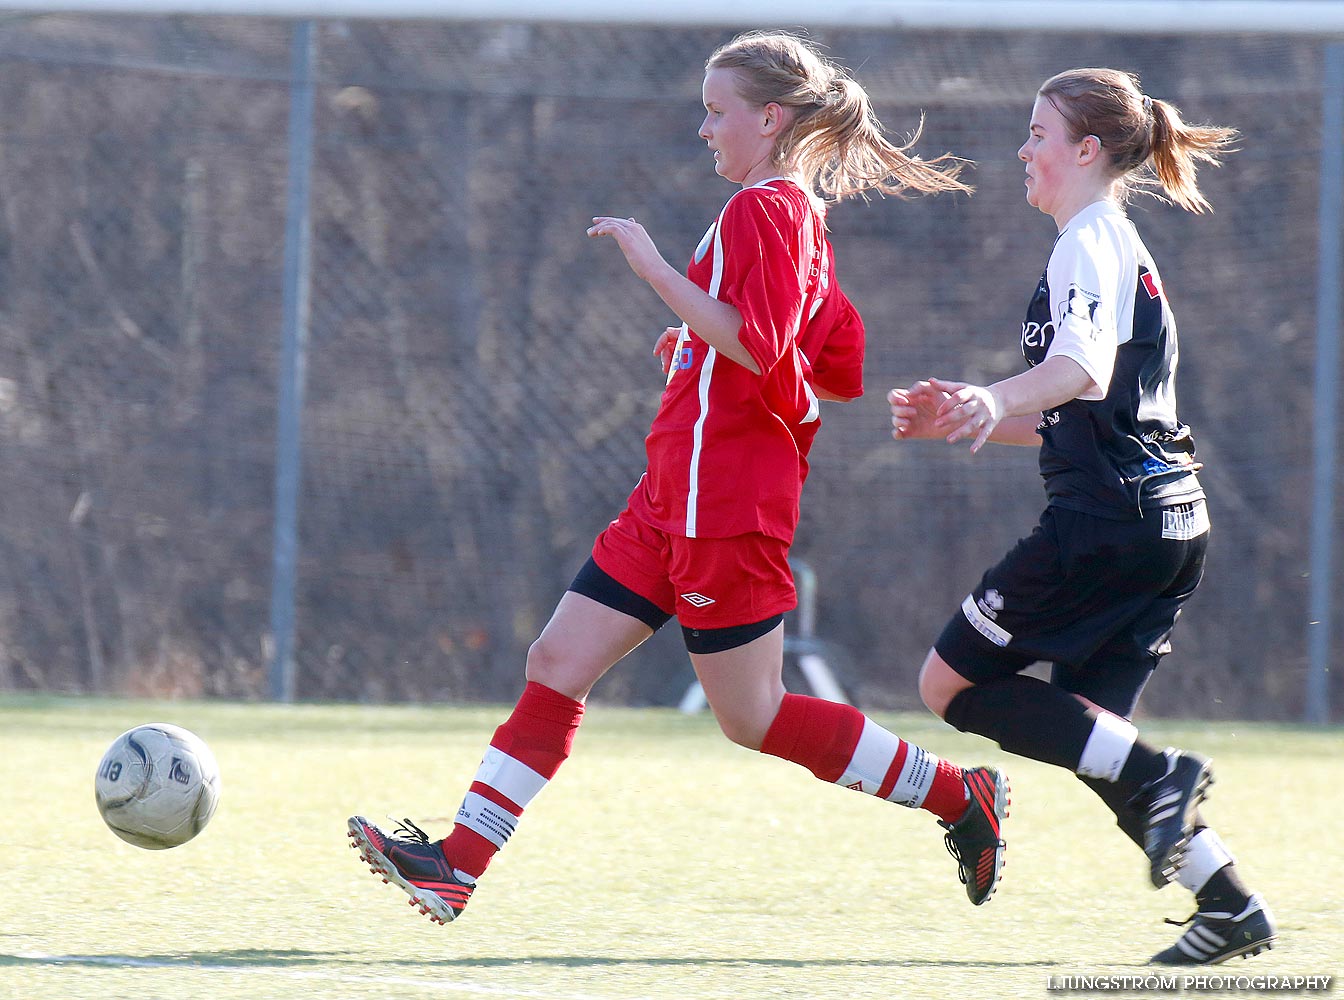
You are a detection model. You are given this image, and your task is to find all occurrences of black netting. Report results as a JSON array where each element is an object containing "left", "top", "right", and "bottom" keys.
[{"left": 0, "top": 15, "right": 1337, "bottom": 719}]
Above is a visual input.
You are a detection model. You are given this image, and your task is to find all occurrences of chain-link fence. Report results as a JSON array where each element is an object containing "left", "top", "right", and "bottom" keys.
[{"left": 0, "top": 15, "right": 1336, "bottom": 719}]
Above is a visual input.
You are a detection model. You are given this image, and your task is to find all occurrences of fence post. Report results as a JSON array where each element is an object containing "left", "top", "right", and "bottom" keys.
[
  {"left": 268, "top": 19, "right": 316, "bottom": 702},
  {"left": 1307, "top": 41, "right": 1344, "bottom": 725}
]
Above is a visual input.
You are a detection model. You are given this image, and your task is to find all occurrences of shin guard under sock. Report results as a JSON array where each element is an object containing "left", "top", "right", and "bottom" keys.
[
  {"left": 760, "top": 693, "right": 968, "bottom": 823},
  {"left": 944, "top": 675, "right": 1167, "bottom": 782},
  {"left": 442, "top": 681, "right": 584, "bottom": 879},
  {"left": 944, "top": 675, "right": 1096, "bottom": 769}
]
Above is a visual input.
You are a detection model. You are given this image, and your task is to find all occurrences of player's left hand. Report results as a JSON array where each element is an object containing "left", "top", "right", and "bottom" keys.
[
  {"left": 928, "top": 377, "right": 1005, "bottom": 454},
  {"left": 588, "top": 216, "right": 668, "bottom": 283},
  {"left": 889, "top": 381, "right": 950, "bottom": 441}
]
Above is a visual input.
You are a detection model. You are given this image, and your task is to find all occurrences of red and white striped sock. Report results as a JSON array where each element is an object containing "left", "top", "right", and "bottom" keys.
[
  {"left": 760, "top": 693, "right": 969, "bottom": 824},
  {"left": 441, "top": 680, "right": 585, "bottom": 880}
]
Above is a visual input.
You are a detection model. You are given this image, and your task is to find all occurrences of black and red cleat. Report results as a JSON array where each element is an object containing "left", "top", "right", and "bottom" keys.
[
  {"left": 939, "top": 766, "right": 1010, "bottom": 906},
  {"left": 347, "top": 815, "right": 474, "bottom": 924}
]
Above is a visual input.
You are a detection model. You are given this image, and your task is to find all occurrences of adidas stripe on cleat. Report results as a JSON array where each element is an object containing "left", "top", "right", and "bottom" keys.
[
  {"left": 939, "top": 766, "right": 1010, "bottom": 906},
  {"left": 1151, "top": 894, "right": 1277, "bottom": 965},
  {"left": 1135, "top": 749, "right": 1213, "bottom": 888},
  {"left": 347, "top": 815, "right": 474, "bottom": 925}
]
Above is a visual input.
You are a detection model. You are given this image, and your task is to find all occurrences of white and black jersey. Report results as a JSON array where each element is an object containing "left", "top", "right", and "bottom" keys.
[{"left": 1022, "top": 201, "right": 1203, "bottom": 518}]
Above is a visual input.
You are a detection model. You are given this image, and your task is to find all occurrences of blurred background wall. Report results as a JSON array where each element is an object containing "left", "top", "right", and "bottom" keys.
[{"left": 0, "top": 14, "right": 1337, "bottom": 719}]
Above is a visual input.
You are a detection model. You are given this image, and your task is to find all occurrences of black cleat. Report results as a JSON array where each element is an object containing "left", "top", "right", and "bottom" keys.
[
  {"left": 347, "top": 815, "right": 474, "bottom": 924},
  {"left": 1135, "top": 749, "right": 1213, "bottom": 888},
  {"left": 939, "top": 766, "right": 1010, "bottom": 906},
  {"left": 1151, "top": 894, "right": 1277, "bottom": 965}
]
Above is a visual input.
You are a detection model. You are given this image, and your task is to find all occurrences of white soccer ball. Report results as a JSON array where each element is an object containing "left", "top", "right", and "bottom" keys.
[{"left": 94, "top": 723, "right": 222, "bottom": 850}]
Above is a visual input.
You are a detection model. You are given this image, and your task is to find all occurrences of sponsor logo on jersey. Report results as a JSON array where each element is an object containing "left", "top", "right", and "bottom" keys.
[
  {"left": 1066, "top": 284, "right": 1102, "bottom": 327},
  {"left": 1141, "top": 270, "right": 1163, "bottom": 300},
  {"left": 680, "top": 592, "right": 716, "bottom": 607},
  {"left": 1022, "top": 320, "right": 1054, "bottom": 351}
]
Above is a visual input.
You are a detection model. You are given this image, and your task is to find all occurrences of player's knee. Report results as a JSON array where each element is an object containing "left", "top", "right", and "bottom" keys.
[
  {"left": 710, "top": 708, "right": 769, "bottom": 751},
  {"left": 524, "top": 633, "right": 568, "bottom": 690},
  {"left": 700, "top": 694, "right": 776, "bottom": 750},
  {"left": 918, "top": 650, "right": 956, "bottom": 719}
]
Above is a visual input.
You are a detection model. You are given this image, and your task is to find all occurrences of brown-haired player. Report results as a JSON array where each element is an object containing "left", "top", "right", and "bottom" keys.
[{"left": 891, "top": 67, "right": 1273, "bottom": 965}]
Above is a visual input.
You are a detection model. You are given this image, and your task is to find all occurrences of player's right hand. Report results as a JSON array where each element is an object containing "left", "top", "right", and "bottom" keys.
[{"left": 654, "top": 326, "right": 680, "bottom": 374}]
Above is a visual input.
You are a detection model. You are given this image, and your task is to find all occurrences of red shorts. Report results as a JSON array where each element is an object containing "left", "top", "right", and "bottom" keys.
[{"left": 590, "top": 506, "right": 796, "bottom": 630}]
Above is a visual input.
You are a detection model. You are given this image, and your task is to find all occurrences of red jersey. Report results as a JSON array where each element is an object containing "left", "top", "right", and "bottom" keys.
[{"left": 627, "top": 178, "right": 865, "bottom": 542}]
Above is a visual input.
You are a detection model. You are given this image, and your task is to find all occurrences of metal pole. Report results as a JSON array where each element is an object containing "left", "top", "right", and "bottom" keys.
[
  {"left": 268, "top": 19, "right": 316, "bottom": 702},
  {"left": 1307, "top": 42, "right": 1344, "bottom": 725}
]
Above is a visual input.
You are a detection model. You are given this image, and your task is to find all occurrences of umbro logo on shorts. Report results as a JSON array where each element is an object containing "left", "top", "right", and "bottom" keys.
[{"left": 680, "top": 593, "right": 716, "bottom": 607}]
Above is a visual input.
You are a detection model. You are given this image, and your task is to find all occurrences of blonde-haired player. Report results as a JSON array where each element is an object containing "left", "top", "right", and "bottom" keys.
[{"left": 350, "top": 30, "right": 1010, "bottom": 924}]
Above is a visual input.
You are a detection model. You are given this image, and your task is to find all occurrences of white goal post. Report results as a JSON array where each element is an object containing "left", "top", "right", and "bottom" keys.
[{"left": 1, "top": 0, "right": 1343, "bottom": 31}]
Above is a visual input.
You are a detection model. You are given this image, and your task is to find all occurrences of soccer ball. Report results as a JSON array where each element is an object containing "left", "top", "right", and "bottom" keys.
[{"left": 94, "top": 723, "right": 222, "bottom": 849}]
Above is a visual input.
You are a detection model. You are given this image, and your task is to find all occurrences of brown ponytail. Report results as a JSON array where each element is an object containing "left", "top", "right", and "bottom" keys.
[{"left": 1039, "top": 67, "right": 1238, "bottom": 213}]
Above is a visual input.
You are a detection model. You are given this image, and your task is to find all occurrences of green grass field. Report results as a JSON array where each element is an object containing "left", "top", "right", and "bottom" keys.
[{"left": 1, "top": 695, "right": 1338, "bottom": 1000}]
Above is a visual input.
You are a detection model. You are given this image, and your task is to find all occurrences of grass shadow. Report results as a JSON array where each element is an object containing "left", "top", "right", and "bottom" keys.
[{"left": 1, "top": 950, "right": 1056, "bottom": 972}]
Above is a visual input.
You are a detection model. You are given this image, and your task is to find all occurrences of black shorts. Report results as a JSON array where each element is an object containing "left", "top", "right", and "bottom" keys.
[{"left": 934, "top": 501, "right": 1208, "bottom": 718}]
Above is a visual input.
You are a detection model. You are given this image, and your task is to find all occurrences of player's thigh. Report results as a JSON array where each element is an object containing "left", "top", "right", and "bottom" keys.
[
  {"left": 932, "top": 510, "right": 1060, "bottom": 687},
  {"left": 690, "top": 622, "right": 787, "bottom": 749},
  {"left": 1052, "top": 528, "right": 1208, "bottom": 719},
  {"left": 526, "top": 590, "right": 655, "bottom": 701},
  {"left": 1051, "top": 648, "right": 1156, "bottom": 720},
  {"left": 1042, "top": 508, "right": 1204, "bottom": 720},
  {"left": 673, "top": 532, "right": 794, "bottom": 748}
]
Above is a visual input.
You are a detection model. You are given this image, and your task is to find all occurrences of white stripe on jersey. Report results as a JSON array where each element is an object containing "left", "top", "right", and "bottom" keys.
[
  {"left": 685, "top": 203, "right": 729, "bottom": 538},
  {"left": 686, "top": 347, "right": 716, "bottom": 538},
  {"left": 802, "top": 382, "right": 820, "bottom": 424},
  {"left": 665, "top": 323, "right": 688, "bottom": 387}
]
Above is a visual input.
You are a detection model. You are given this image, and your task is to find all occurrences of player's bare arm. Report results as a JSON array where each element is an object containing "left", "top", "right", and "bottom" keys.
[
  {"left": 813, "top": 386, "right": 854, "bottom": 403},
  {"left": 923, "top": 356, "right": 1096, "bottom": 453},
  {"left": 892, "top": 380, "right": 1042, "bottom": 448},
  {"left": 588, "top": 215, "right": 761, "bottom": 373}
]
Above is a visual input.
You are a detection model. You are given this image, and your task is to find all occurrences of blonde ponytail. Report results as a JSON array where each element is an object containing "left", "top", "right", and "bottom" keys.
[{"left": 707, "top": 31, "right": 972, "bottom": 203}]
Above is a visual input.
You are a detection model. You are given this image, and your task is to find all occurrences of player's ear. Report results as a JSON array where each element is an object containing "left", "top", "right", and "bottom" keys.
[
  {"left": 762, "top": 101, "right": 785, "bottom": 135},
  {"left": 1079, "top": 134, "right": 1102, "bottom": 164}
]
